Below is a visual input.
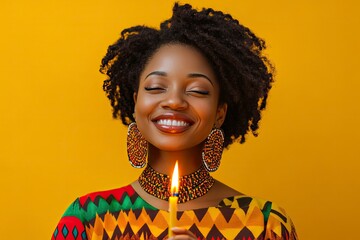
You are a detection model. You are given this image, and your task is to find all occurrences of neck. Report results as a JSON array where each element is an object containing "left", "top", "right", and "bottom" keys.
[{"left": 147, "top": 143, "right": 203, "bottom": 176}]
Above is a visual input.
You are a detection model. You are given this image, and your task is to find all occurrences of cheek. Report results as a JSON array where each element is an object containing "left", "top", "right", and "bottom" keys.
[
  {"left": 135, "top": 94, "right": 157, "bottom": 116},
  {"left": 194, "top": 99, "right": 218, "bottom": 120}
]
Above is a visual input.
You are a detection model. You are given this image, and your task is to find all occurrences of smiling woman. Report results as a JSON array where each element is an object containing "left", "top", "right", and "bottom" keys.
[
  {"left": 52, "top": 3, "right": 298, "bottom": 240},
  {"left": 134, "top": 44, "right": 224, "bottom": 154}
]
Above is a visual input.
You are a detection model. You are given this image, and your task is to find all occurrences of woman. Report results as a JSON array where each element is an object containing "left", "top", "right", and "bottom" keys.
[{"left": 52, "top": 3, "right": 298, "bottom": 240}]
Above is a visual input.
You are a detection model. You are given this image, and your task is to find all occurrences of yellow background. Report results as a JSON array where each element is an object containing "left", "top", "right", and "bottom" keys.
[{"left": 1, "top": 0, "right": 359, "bottom": 239}]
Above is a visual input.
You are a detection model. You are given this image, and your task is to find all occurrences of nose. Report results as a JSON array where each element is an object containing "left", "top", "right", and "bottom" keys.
[{"left": 161, "top": 88, "right": 188, "bottom": 110}]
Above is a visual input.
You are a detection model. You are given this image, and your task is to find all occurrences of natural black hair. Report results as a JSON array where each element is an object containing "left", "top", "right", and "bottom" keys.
[{"left": 100, "top": 3, "right": 274, "bottom": 148}]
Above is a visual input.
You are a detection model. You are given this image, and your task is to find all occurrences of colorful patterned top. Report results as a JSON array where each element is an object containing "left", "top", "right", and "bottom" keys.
[{"left": 52, "top": 185, "right": 298, "bottom": 240}]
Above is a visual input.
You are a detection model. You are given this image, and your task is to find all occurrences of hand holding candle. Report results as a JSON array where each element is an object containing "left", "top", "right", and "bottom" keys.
[{"left": 168, "top": 161, "right": 179, "bottom": 238}]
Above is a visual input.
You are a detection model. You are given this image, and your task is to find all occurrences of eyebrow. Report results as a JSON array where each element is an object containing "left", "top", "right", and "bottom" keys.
[
  {"left": 145, "top": 71, "right": 167, "bottom": 79},
  {"left": 145, "top": 71, "right": 214, "bottom": 85},
  {"left": 188, "top": 73, "right": 213, "bottom": 85}
]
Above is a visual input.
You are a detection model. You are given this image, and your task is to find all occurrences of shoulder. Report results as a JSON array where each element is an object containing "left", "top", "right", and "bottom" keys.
[
  {"left": 62, "top": 185, "right": 138, "bottom": 221},
  {"left": 77, "top": 184, "right": 136, "bottom": 207},
  {"left": 218, "top": 194, "right": 270, "bottom": 213},
  {"left": 219, "top": 195, "right": 298, "bottom": 239},
  {"left": 53, "top": 185, "right": 136, "bottom": 239},
  {"left": 265, "top": 201, "right": 299, "bottom": 239}
]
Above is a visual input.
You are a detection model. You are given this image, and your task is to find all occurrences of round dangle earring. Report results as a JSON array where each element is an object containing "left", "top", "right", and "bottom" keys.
[
  {"left": 202, "top": 128, "right": 224, "bottom": 172},
  {"left": 127, "top": 122, "right": 148, "bottom": 168}
]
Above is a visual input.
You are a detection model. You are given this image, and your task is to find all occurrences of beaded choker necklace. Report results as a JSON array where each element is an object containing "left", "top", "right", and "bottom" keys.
[{"left": 138, "top": 164, "right": 215, "bottom": 203}]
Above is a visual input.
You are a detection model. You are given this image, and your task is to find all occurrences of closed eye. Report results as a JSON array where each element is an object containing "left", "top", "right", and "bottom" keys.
[
  {"left": 144, "top": 87, "right": 165, "bottom": 91},
  {"left": 187, "top": 90, "right": 209, "bottom": 95}
]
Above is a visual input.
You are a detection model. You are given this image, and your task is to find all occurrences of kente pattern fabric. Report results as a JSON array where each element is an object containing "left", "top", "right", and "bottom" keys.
[{"left": 52, "top": 185, "right": 298, "bottom": 240}]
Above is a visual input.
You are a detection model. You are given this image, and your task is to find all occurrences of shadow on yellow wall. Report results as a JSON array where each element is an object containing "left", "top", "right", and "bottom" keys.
[{"left": 1, "top": 0, "right": 359, "bottom": 239}]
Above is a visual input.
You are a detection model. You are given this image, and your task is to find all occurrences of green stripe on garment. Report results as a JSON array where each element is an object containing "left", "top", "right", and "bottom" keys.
[
  {"left": 261, "top": 201, "right": 272, "bottom": 225},
  {"left": 63, "top": 194, "right": 158, "bottom": 223}
]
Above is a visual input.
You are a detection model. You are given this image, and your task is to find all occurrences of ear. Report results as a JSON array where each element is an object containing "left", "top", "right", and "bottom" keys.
[
  {"left": 215, "top": 103, "right": 227, "bottom": 128},
  {"left": 132, "top": 92, "right": 138, "bottom": 120},
  {"left": 133, "top": 92, "right": 138, "bottom": 104}
]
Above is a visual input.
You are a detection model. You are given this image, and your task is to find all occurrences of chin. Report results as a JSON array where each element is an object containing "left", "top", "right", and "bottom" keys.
[
  {"left": 153, "top": 140, "right": 205, "bottom": 153},
  {"left": 154, "top": 145, "right": 189, "bottom": 152}
]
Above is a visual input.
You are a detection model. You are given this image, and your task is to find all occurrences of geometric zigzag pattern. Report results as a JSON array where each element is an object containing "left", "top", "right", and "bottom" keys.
[{"left": 52, "top": 185, "right": 298, "bottom": 240}]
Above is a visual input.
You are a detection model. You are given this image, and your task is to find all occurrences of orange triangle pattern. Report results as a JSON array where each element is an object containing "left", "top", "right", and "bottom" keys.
[{"left": 52, "top": 185, "right": 298, "bottom": 240}]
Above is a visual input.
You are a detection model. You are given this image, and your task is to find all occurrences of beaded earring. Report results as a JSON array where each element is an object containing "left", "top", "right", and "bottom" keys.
[
  {"left": 202, "top": 128, "right": 224, "bottom": 172},
  {"left": 127, "top": 122, "right": 147, "bottom": 168}
]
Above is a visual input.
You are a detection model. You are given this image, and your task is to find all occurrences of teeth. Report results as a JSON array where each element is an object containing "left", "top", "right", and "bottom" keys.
[{"left": 157, "top": 119, "right": 189, "bottom": 127}]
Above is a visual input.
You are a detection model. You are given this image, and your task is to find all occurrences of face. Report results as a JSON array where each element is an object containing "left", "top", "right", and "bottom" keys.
[{"left": 134, "top": 44, "right": 227, "bottom": 152}]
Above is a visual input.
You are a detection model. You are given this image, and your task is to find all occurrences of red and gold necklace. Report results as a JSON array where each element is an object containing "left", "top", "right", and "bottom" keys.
[{"left": 138, "top": 164, "right": 215, "bottom": 203}]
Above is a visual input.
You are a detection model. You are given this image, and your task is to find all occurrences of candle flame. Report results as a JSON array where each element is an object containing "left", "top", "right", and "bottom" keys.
[{"left": 171, "top": 161, "right": 179, "bottom": 195}]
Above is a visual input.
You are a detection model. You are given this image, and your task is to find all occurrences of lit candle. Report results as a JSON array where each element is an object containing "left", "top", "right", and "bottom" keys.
[{"left": 168, "top": 161, "right": 179, "bottom": 238}]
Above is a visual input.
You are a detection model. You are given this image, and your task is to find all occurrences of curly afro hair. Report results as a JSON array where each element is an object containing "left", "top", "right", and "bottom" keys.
[{"left": 100, "top": 3, "right": 274, "bottom": 148}]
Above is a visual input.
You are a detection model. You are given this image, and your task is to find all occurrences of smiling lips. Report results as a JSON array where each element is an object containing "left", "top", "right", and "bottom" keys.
[{"left": 153, "top": 114, "right": 193, "bottom": 133}]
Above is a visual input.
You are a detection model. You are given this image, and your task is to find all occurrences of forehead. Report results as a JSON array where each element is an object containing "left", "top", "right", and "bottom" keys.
[{"left": 142, "top": 43, "right": 216, "bottom": 79}]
